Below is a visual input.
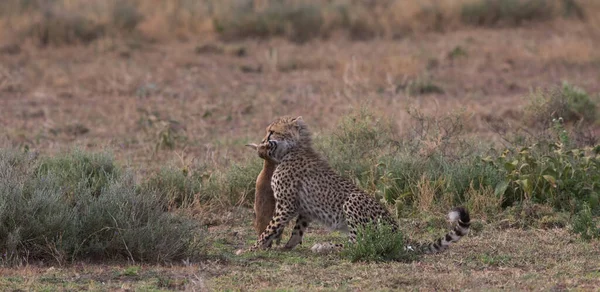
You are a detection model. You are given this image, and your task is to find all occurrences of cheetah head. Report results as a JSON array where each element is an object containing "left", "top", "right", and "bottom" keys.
[
  {"left": 245, "top": 116, "right": 311, "bottom": 162},
  {"left": 261, "top": 116, "right": 311, "bottom": 146}
]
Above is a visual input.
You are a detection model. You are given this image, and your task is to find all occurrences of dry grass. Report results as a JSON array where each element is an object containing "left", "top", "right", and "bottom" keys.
[
  {"left": 465, "top": 183, "right": 504, "bottom": 221},
  {"left": 416, "top": 174, "right": 437, "bottom": 212}
]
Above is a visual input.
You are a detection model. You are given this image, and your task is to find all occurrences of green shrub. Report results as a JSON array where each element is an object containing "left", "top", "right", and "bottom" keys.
[
  {"left": 448, "top": 46, "right": 468, "bottom": 59},
  {"left": 343, "top": 222, "right": 416, "bottom": 263},
  {"left": 0, "top": 150, "right": 202, "bottom": 266}
]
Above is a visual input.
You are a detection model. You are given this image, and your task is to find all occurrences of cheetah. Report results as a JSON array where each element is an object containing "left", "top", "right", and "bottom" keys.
[{"left": 244, "top": 116, "right": 470, "bottom": 254}]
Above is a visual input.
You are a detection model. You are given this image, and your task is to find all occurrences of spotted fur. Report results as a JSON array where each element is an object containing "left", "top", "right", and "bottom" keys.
[{"left": 247, "top": 116, "right": 470, "bottom": 254}]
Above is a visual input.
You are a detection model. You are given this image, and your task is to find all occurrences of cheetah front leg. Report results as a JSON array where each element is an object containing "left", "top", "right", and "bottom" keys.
[{"left": 249, "top": 201, "right": 298, "bottom": 251}]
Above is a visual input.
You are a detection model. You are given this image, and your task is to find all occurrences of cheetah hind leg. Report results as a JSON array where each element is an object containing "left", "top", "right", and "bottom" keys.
[{"left": 283, "top": 214, "right": 310, "bottom": 250}]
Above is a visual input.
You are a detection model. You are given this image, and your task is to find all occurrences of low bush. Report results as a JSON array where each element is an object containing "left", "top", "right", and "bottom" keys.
[{"left": 0, "top": 149, "right": 203, "bottom": 266}]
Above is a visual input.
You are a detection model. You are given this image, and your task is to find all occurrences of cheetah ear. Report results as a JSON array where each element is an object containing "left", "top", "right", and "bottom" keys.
[{"left": 294, "top": 116, "right": 306, "bottom": 127}]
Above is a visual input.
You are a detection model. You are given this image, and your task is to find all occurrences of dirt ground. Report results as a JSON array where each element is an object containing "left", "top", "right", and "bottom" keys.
[{"left": 1, "top": 19, "right": 600, "bottom": 291}]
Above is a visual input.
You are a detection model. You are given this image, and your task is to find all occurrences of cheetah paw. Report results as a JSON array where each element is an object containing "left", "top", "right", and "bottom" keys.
[{"left": 310, "top": 243, "right": 341, "bottom": 254}]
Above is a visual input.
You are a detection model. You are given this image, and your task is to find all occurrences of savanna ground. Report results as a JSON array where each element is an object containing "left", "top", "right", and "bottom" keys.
[{"left": 1, "top": 0, "right": 600, "bottom": 290}]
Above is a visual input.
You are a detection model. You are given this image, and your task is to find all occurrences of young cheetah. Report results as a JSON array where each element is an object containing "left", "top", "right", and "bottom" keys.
[{"left": 244, "top": 116, "right": 470, "bottom": 254}]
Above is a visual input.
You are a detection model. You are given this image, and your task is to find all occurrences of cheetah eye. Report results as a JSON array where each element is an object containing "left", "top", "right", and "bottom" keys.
[{"left": 267, "top": 131, "right": 274, "bottom": 141}]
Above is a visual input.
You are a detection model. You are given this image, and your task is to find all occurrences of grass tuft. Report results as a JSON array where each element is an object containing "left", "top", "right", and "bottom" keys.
[
  {"left": 343, "top": 221, "right": 416, "bottom": 263},
  {"left": 572, "top": 203, "right": 600, "bottom": 241}
]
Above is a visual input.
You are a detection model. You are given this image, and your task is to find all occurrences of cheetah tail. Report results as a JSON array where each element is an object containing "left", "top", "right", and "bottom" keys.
[{"left": 420, "top": 207, "right": 470, "bottom": 254}]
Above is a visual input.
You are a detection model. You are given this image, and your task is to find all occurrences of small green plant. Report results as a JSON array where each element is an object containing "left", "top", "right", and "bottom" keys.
[
  {"left": 121, "top": 266, "right": 140, "bottom": 277},
  {"left": 479, "top": 253, "right": 511, "bottom": 266},
  {"left": 342, "top": 221, "right": 416, "bottom": 263},
  {"left": 448, "top": 46, "right": 468, "bottom": 59},
  {"left": 572, "top": 203, "right": 600, "bottom": 241},
  {"left": 552, "top": 117, "right": 570, "bottom": 147}
]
